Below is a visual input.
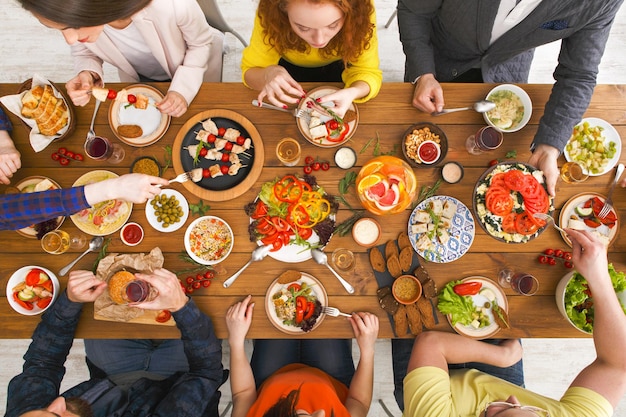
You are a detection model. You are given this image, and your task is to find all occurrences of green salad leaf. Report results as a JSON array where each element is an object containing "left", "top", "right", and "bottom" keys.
[{"left": 437, "top": 280, "right": 477, "bottom": 326}]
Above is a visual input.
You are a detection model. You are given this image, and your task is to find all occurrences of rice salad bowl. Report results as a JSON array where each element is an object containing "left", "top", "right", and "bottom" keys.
[
  {"left": 473, "top": 162, "right": 554, "bottom": 243},
  {"left": 184, "top": 216, "right": 234, "bottom": 265}
]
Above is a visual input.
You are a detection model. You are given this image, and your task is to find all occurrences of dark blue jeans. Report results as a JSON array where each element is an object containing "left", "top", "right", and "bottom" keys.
[
  {"left": 391, "top": 338, "right": 524, "bottom": 411},
  {"left": 251, "top": 339, "right": 355, "bottom": 389}
]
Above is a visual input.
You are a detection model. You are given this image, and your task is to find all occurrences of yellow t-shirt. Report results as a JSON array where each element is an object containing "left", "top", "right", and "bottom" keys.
[
  {"left": 403, "top": 367, "right": 613, "bottom": 417},
  {"left": 241, "top": 4, "right": 382, "bottom": 103}
]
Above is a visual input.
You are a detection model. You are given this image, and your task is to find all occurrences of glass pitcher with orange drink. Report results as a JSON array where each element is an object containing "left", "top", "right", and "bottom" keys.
[{"left": 356, "top": 156, "right": 417, "bottom": 215}]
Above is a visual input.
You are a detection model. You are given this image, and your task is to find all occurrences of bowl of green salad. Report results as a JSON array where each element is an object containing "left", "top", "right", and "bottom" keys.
[{"left": 556, "top": 264, "right": 626, "bottom": 334}]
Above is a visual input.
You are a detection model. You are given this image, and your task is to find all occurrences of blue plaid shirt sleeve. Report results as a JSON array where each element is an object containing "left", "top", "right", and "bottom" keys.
[
  {"left": 0, "top": 186, "right": 90, "bottom": 230},
  {"left": 0, "top": 106, "right": 12, "bottom": 131}
]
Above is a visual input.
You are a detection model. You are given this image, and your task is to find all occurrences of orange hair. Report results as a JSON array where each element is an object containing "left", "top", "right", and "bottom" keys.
[{"left": 257, "top": 0, "right": 374, "bottom": 65}]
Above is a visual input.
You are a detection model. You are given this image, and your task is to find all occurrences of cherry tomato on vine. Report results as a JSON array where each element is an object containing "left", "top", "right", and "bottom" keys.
[
  {"left": 564, "top": 261, "right": 573, "bottom": 268},
  {"left": 59, "top": 157, "right": 70, "bottom": 166},
  {"left": 186, "top": 276, "right": 194, "bottom": 284},
  {"left": 312, "top": 162, "right": 321, "bottom": 171},
  {"left": 65, "top": 150, "right": 75, "bottom": 159},
  {"left": 554, "top": 249, "right": 564, "bottom": 258},
  {"left": 563, "top": 252, "right": 572, "bottom": 261},
  {"left": 57, "top": 147, "right": 67, "bottom": 155},
  {"left": 544, "top": 248, "right": 554, "bottom": 256},
  {"left": 303, "top": 165, "right": 313, "bottom": 174},
  {"left": 321, "top": 162, "right": 330, "bottom": 171},
  {"left": 73, "top": 153, "right": 84, "bottom": 161},
  {"left": 192, "top": 281, "right": 202, "bottom": 289},
  {"left": 305, "top": 156, "right": 315, "bottom": 165},
  {"left": 51, "top": 152, "right": 60, "bottom": 161},
  {"left": 548, "top": 257, "right": 557, "bottom": 266},
  {"left": 202, "top": 280, "right": 211, "bottom": 288},
  {"left": 204, "top": 271, "right": 215, "bottom": 279},
  {"left": 538, "top": 255, "right": 548, "bottom": 264}
]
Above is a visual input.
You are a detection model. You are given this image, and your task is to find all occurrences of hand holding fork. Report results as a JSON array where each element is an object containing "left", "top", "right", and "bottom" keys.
[{"left": 598, "top": 163, "right": 625, "bottom": 219}]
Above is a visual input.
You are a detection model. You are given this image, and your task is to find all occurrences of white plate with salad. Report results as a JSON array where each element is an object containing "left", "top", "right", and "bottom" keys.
[
  {"left": 437, "top": 276, "right": 508, "bottom": 339},
  {"left": 564, "top": 118, "right": 621, "bottom": 176},
  {"left": 246, "top": 175, "right": 336, "bottom": 263},
  {"left": 265, "top": 271, "right": 327, "bottom": 334},
  {"left": 558, "top": 192, "right": 618, "bottom": 248}
]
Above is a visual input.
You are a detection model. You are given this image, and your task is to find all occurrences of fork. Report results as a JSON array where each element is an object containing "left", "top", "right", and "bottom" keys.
[
  {"left": 156, "top": 172, "right": 190, "bottom": 188},
  {"left": 322, "top": 306, "right": 352, "bottom": 318},
  {"left": 251, "top": 100, "right": 311, "bottom": 123},
  {"left": 598, "top": 163, "right": 625, "bottom": 218},
  {"left": 532, "top": 212, "right": 567, "bottom": 234},
  {"left": 86, "top": 99, "right": 101, "bottom": 140}
]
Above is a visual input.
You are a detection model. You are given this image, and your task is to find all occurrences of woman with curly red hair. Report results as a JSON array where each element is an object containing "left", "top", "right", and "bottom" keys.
[{"left": 242, "top": 0, "right": 382, "bottom": 117}]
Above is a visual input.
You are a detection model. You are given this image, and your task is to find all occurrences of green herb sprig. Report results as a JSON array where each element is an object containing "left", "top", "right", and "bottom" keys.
[
  {"left": 92, "top": 238, "right": 112, "bottom": 273},
  {"left": 163, "top": 145, "right": 173, "bottom": 171},
  {"left": 416, "top": 179, "right": 442, "bottom": 205},
  {"left": 360, "top": 132, "right": 396, "bottom": 156},
  {"left": 189, "top": 200, "right": 211, "bottom": 217},
  {"left": 334, "top": 211, "right": 365, "bottom": 237},
  {"left": 177, "top": 251, "right": 216, "bottom": 275}
]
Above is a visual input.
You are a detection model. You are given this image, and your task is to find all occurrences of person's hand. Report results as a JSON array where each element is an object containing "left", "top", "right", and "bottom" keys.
[
  {"left": 157, "top": 91, "right": 188, "bottom": 117},
  {"left": 66, "top": 71, "right": 101, "bottom": 107},
  {"left": 257, "top": 65, "right": 305, "bottom": 109},
  {"left": 567, "top": 228, "right": 609, "bottom": 285},
  {"left": 528, "top": 144, "right": 560, "bottom": 197},
  {"left": 133, "top": 268, "right": 189, "bottom": 312},
  {"left": 67, "top": 270, "right": 107, "bottom": 303},
  {"left": 349, "top": 312, "right": 379, "bottom": 356},
  {"left": 0, "top": 130, "right": 21, "bottom": 184},
  {"left": 226, "top": 295, "right": 254, "bottom": 347},
  {"left": 316, "top": 84, "right": 368, "bottom": 118},
  {"left": 84, "top": 173, "right": 168, "bottom": 206},
  {"left": 412, "top": 74, "right": 444, "bottom": 114}
]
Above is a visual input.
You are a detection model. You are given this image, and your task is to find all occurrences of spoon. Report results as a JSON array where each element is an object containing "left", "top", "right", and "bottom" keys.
[
  {"left": 223, "top": 245, "right": 272, "bottom": 288},
  {"left": 311, "top": 248, "right": 355, "bottom": 294},
  {"left": 431, "top": 99, "right": 496, "bottom": 116},
  {"left": 58, "top": 236, "right": 104, "bottom": 277}
]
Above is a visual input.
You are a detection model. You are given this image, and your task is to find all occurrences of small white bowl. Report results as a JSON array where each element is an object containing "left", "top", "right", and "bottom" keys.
[
  {"left": 120, "top": 222, "right": 144, "bottom": 246},
  {"left": 6, "top": 266, "right": 59, "bottom": 315},
  {"left": 352, "top": 217, "right": 381, "bottom": 248},
  {"left": 417, "top": 140, "right": 441, "bottom": 164},
  {"left": 483, "top": 84, "right": 532, "bottom": 133},
  {"left": 145, "top": 189, "right": 190, "bottom": 233},
  {"left": 184, "top": 216, "right": 234, "bottom": 265}
]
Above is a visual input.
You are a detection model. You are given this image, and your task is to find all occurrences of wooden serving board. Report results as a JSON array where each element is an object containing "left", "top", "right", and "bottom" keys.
[{"left": 94, "top": 309, "right": 176, "bottom": 326}]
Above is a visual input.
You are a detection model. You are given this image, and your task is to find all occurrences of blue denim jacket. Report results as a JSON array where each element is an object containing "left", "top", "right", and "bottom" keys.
[{"left": 5, "top": 292, "right": 224, "bottom": 417}]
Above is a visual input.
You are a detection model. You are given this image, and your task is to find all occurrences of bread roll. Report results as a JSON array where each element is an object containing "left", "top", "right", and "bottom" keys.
[{"left": 108, "top": 270, "right": 136, "bottom": 305}]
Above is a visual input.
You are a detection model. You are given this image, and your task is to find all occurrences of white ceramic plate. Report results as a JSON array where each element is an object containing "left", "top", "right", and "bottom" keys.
[
  {"left": 14, "top": 176, "right": 64, "bottom": 238},
  {"left": 70, "top": 170, "right": 133, "bottom": 236},
  {"left": 184, "top": 216, "right": 234, "bottom": 265},
  {"left": 109, "top": 84, "right": 171, "bottom": 147},
  {"left": 408, "top": 195, "right": 475, "bottom": 263},
  {"left": 564, "top": 117, "right": 622, "bottom": 176},
  {"left": 6, "top": 265, "right": 60, "bottom": 315},
  {"left": 558, "top": 192, "right": 619, "bottom": 247},
  {"left": 145, "top": 189, "right": 189, "bottom": 233},
  {"left": 265, "top": 272, "right": 327, "bottom": 334},
  {"left": 445, "top": 276, "right": 508, "bottom": 339}
]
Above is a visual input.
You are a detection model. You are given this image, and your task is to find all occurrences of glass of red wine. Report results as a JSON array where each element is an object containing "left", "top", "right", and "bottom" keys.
[
  {"left": 123, "top": 280, "right": 151, "bottom": 303},
  {"left": 84, "top": 136, "right": 125, "bottom": 164},
  {"left": 465, "top": 126, "right": 503, "bottom": 155},
  {"left": 499, "top": 269, "right": 538, "bottom": 296}
]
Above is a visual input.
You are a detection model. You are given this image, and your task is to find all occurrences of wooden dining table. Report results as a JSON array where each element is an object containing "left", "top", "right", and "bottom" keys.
[{"left": 1, "top": 81, "right": 625, "bottom": 340}]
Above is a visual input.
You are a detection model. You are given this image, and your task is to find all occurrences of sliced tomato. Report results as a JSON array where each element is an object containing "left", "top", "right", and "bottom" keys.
[
  {"left": 296, "top": 226, "right": 313, "bottom": 240},
  {"left": 584, "top": 218, "right": 602, "bottom": 228},
  {"left": 503, "top": 170, "right": 527, "bottom": 191},
  {"left": 256, "top": 218, "right": 275, "bottom": 235},
  {"left": 277, "top": 231, "right": 291, "bottom": 246},
  {"left": 251, "top": 200, "right": 268, "bottom": 219},
  {"left": 287, "top": 283, "right": 301, "bottom": 292},
  {"left": 502, "top": 213, "right": 517, "bottom": 234},
  {"left": 271, "top": 217, "right": 291, "bottom": 233},
  {"left": 25, "top": 268, "right": 44, "bottom": 286},
  {"left": 303, "top": 301, "right": 316, "bottom": 320},
  {"left": 155, "top": 310, "right": 172, "bottom": 323},
  {"left": 261, "top": 231, "right": 279, "bottom": 246},
  {"left": 295, "top": 296, "right": 307, "bottom": 323},
  {"left": 486, "top": 191, "right": 514, "bottom": 216},
  {"left": 271, "top": 239, "right": 283, "bottom": 252},
  {"left": 515, "top": 212, "right": 540, "bottom": 235}
]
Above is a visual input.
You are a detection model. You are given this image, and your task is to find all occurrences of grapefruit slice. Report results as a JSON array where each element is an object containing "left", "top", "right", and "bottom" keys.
[{"left": 375, "top": 183, "right": 400, "bottom": 211}]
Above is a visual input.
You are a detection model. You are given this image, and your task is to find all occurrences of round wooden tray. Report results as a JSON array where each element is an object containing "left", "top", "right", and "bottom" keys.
[{"left": 172, "top": 109, "right": 264, "bottom": 201}]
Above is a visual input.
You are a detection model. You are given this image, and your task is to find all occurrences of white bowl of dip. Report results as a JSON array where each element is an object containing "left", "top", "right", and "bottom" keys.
[{"left": 352, "top": 217, "right": 381, "bottom": 247}]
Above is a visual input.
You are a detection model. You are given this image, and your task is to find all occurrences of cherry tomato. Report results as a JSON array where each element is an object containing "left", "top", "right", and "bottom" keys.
[
  {"left": 199, "top": 147, "right": 208, "bottom": 157},
  {"left": 564, "top": 261, "right": 573, "bottom": 268},
  {"left": 107, "top": 89, "right": 117, "bottom": 100},
  {"left": 127, "top": 94, "right": 137, "bottom": 104},
  {"left": 57, "top": 147, "right": 67, "bottom": 155},
  {"left": 544, "top": 248, "right": 554, "bottom": 256},
  {"left": 489, "top": 159, "right": 499, "bottom": 167},
  {"left": 236, "top": 136, "right": 246, "bottom": 145},
  {"left": 221, "top": 153, "right": 230, "bottom": 162},
  {"left": 303, "top": 165, "right": 313, "bottom": 174},
  {"left": 202, "top": 280, "right": 211, "bottom": 287},
  {"left": 51, "top": 152, "right": 60, "bottom": 161},
  {"left": 207, "top": 134, "right": 217, "bottom": 143},
  {"left": 548, "top": 257, "right": 557, "bottom": 266},
  {"left": 202, "top": 168, "right": 211, "bottom": 178},
  {"left": 554, "top": 249, "right": 564, "bottom": 258},
  {"left": 224, "top": 142, "right": 234, "bottom": 151},
  {"left": 327, "top": 120, "right": 339, "bottom": 130},
  {"left": 204, "top": 270, "right": 215, "bottom": 279},
  {"left": 59, "top": 157, "right": 70, "bottom": 166},
  {"left": 563, "top": 252, "right": 572, "bottom": 261},
  {"left": 65, "top": 150, "right": 75, "bottom": 159},
  {"left": 453, "top": 281, "right": 482, "bottom": 296},
  {"left": 192, "top": 281, "right": 202, "bottom": 289},
  {"left": 538, "top": 255, "right": 549, "bottom": 264},
  {"left": 186, "top": 276, "right": 194, "bottom": 284},
  {"left": 305, "top": 156, "right": 315, "bottom": 165},
  {"left": 312, "top": 162, "right": 321, "bottom": 171},
  {"left": 220, "top": 165, "right": 229, "bottom": 175},
  {"left": 155, "top": 310, "right": 172, "bottom": 323},
  {"left": 73, "top": 153, "right": 84, "bottom": 161},
  {"left": 321, "top": 162, "right": 330, "bottom": 171},
  {"left": 186, "top": 286, "right": 194, "bottom": 294},
  {"left": 287, "top": 283, "right": 302, "bottom": 292},
  {"left": 218, "top": 127, "right": 227, "bottom": 137}
]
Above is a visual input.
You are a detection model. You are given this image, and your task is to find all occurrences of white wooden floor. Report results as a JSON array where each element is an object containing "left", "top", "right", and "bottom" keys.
[{"left": 1, "top": 0, "right": 625, "bottom": 415}]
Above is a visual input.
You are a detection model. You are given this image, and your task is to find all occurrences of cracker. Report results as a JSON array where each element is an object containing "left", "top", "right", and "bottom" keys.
[
  {"left": 406, "top": 302, "right": 423, "bottom": 335},
  {"left": 399, "top": 246, "right": 413, "bottom": 272},
  {"left": 387, "top": 255, "right": 402, "bottom": 278},
  {"left": 385, "top": 240, "right": 399, "bottom": 260},
  {"left": 397, "top": 231, "right": 411, "bottom": 250},
  {"left": 393, "top": 305, "right": 408, "bottom": 337},
  {"left": 417, "top": 297, "right": 436, "bottom": 329},
  {"left": 369, "top": 247, "right": 386, "bottom": 272},
  {"left": 277, "top": 270, "right": 302, "bottom": 284}
]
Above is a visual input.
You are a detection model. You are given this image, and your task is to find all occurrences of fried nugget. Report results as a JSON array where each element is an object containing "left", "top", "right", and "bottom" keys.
[
  {"left": 385, "top": 240, "right": 399, "bottom": 260},
  {"left": 277, "top": 270, "right": 302, "bottom": 284},
  {"left": 394, "top": 305, "right": 408, "bottom": 337},
  {"left": 397, "top": 231, "right": 411, "bottom": 250},
  {"left": 369, "top": 247, "right": 386, "bottom": 272},
  {"left": 417, "top": 297, "right": 437, "bottom": 329},
  {"left": 406, "top": 303, "right": 422, "bottom": 335},
  {"left": 387, "top": 255, "right": 402, "bottom": 278},
  {"left": 117, "top": 124, "right": 144, "bottom": 138}
]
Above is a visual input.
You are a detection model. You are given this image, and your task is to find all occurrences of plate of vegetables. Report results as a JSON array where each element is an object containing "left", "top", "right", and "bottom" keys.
[
  {"left": 245, "top": 175, "right": 337, "bottom": 263},
  {"left": 296, "top": 86, "right": 359, "bottom": 148},
  {"left": 437, "top": 277, "right": 509, "bottom": 339},
  {"left": 564, "top": 118, "right": 621, "bottom": 176},
  {"left": 6, "top": 266, "right": 59, "bottom": 315},
  {"left": 473, "top": 162, "right": 554, "bottom": 243},
  {"left": 265, "top": 271, "right": 326, "bottom": 334},
  {"left": 558, "top": 192, "right": 618, "bottom": 247}
]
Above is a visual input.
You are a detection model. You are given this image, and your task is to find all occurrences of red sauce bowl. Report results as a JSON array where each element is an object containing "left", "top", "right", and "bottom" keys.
[
  {"left": 120, "top": 222, "right": 144, "bottom": 246},
  {"left": 417, "top": 140, "right": 441, "bottom": 164}
]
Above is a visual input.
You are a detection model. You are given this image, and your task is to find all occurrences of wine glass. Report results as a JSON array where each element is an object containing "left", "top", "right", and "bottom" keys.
[
  {"left": 84, "top": 136, "right": 125, "bottom": 164},
  {"left": 497, "top": 267, "right": 514, "bottom": 288}
]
